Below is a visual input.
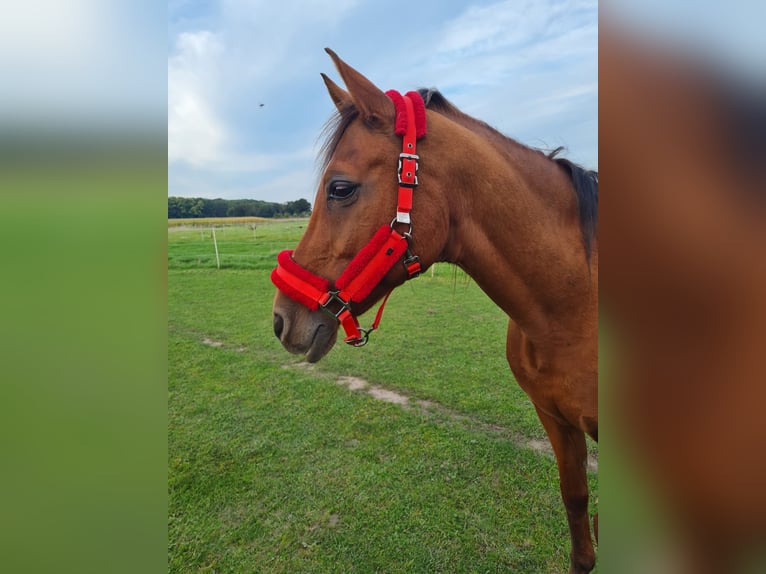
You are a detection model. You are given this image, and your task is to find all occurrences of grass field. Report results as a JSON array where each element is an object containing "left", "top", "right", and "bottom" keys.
[
  {"left": 168, "top": 216, "right": 271, "bottom": 228},
  {"left": 169, "top": 219, "right": 598, "bottom": 573}
]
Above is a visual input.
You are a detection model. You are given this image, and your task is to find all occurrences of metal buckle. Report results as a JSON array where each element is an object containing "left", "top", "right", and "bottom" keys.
[
  {"left": 397, "top": 153, "right": 419, "bottom": 187},
  {"left": 403, "top": 252, "right": 421, "bottom": 279},
  {"left": 320, "top": 290, "right": 352, "bottom": 320}
]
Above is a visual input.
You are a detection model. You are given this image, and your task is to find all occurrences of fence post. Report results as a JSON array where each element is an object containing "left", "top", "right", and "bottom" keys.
[{"left": 212, "top": 226, "right": 220, "bottom": 269}]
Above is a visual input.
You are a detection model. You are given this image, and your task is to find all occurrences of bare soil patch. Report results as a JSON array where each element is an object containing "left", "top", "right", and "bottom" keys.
[
  {"left": 282, "top": 363, "right": 598, "bottom": 472},
  {"left": 336, "top": 371, "right": 596, "bottom": 470}
]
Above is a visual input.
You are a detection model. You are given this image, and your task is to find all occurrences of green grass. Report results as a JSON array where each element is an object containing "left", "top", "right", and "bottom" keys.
[
  {"left": 168, "top": 216, "right": 270, "bottom": 227},
  {"left": 169, "top": 219, "right": 598, "bottom": 573}
]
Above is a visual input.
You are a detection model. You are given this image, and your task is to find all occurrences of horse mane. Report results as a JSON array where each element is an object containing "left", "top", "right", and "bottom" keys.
[
  {"left": 418, "top": 88, "right": 598, "bottom": 260},
  {"left": 547, "top": 149, "right": 599, "bottom": 260},
  {"left": 318, "top": 103, "right": 359, "bottom": 176},
  {"left": 715, "top": 79, "right": 766, "bottom": 199}
]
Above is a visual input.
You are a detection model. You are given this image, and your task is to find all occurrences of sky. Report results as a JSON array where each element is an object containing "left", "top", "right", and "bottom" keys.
[{"left": 168, "top": 0, "right": 598, "bottom": 203}]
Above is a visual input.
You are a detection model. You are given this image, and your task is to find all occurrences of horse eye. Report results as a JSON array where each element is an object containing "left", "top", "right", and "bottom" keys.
[{"left": 327, "top": 180, "right": 358, "bottom": 201}]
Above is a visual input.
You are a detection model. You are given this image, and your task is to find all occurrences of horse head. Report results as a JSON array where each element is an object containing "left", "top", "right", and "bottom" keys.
[{"left": 272, "top": 49, "right": 449, "bottom": 362}]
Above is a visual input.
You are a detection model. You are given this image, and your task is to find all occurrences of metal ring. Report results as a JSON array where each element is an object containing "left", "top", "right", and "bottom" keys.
[
  {"left": 390, "top": 217, "right": 413, "bottom": 237},
  {"left": 347, "top": 329, "right": 370, "bottom": 347}
]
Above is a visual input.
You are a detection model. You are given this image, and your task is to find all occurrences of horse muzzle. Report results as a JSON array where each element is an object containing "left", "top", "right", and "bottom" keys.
[{"left": 272, "top": 293, "right": 339, "bottom": 363}]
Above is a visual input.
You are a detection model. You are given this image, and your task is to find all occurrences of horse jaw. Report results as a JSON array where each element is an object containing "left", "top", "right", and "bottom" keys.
[{"left": 273, "top": 295, "right": 339, "bottom": 363}]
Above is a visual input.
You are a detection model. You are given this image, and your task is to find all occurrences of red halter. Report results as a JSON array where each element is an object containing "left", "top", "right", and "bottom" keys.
[{"left": 271, "top": 90, "right": 426, "bottom": 346}]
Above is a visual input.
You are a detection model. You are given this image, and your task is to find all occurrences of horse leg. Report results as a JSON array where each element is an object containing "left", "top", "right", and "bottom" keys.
[{"left": 534, "top": 405, "right": 595, "bottom": 574}]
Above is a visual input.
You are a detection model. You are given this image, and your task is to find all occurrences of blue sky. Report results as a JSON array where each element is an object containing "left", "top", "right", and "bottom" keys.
[{"left": 168, "top": 0, "right": 598, "bottom": 203}]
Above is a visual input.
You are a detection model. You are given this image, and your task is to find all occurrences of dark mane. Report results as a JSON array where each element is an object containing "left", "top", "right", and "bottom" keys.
[
  {"left": 418, "top": 88, "right": 598, "bottom": 260},
  {"left": 547, "top": 148, "right": 599, "bottom": 260},
  {"left": 715, "top": 78, "right": 766, "bottom": 197}
]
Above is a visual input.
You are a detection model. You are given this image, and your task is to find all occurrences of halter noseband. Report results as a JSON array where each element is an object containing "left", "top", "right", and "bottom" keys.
[{"left": 271, "top": 90, "right": 426, "bottom": 346}]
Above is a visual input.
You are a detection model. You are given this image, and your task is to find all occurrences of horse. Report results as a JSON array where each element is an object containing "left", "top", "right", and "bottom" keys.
[
  {"left": 272, "top": 49, "right": 598, "bottom": 574},
  {"left": 600, "top": 26, "right": 766, "bottom": 574}
]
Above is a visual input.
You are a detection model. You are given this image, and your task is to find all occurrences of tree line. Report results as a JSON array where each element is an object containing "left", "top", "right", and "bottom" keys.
[{"left": 168, "top": 196, "right": 312, "bottom": 219}]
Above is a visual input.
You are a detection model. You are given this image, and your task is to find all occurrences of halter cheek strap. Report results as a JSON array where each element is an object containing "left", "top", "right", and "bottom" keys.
[{"left": 271, "top": 90, "right": 426, "bottom": 346}]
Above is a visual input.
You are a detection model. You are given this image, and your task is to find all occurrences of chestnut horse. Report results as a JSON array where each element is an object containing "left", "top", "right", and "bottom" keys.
[
  {"left": 600, "top": 27, "right": 766, "bottom": 573},
  {"left": 272, "top": 50, "right": 598, "bottom": 573}
]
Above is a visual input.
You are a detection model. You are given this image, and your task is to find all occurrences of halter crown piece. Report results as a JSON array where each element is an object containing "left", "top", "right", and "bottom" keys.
[{"left": 271, "top": 90, "right": 427, "bottom": 346}]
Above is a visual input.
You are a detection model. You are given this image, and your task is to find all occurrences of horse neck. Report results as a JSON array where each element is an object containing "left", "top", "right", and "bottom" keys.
[{"left": 428, "top": 113, "right": 596, "bottom": 341}]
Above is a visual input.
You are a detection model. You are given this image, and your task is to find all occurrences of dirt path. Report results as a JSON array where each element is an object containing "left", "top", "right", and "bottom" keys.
[
  {"left": 193, "top": 335, "right": 597, "bottom": 472},
  {"left": 291, "top": 363, "right": 598, "bottom": 473}
]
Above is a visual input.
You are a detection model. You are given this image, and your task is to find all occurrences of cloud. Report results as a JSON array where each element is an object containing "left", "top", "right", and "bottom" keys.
[
  {"left": 421, "top": 0, "right": 598, "bottom": 168},
  {"left": 430, "top": 0, "right": 597, "bottom": 86},
  {"left": 168, "top": 0, "right": 362, "bottom": 196},
  {"left": 168, "top": 31, "right": 227, "bottom": 166},
  {"left": 438, "top": 0, "right": 542, "bottom": 55}
]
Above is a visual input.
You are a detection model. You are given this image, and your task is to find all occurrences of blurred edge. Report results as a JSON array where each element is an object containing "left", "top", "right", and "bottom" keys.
[
  {"left": 600, "top": 3, "right": 766, "bottom": 573},
  {"left": 0, "top": 2, "right": 166, "bottom": 574}
]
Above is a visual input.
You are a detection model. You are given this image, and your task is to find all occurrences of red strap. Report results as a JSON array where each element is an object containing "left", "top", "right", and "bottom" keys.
[
  {"left": 271, "top": 250, "right": 329, "bottom": 311},
  {"left": 386, "top": 90, "right": 426, "bottom": 138},
  {"left": 336, "top": 226, "right": 393, "bottom": 292},
  {"left": 405, "top": 258, "right": 422, "bottom": 278},
  {"left": 338, "top": 308, "right": 363, "bottom": 344},
  {"left": 370, "top": 289, "right": 393, "bottom": 331},
  {"left": 386, "top": 90, "right": 425, "bottom": 225},
  {"left": 337, "top": 228, "right": 409, "bottom": 302},
  {"left": 331, "top": 227, "right": 408, "bottom": 345},
  {"left": 397, "top": 95, "right": 417, "bottom": 224},
  {"left": 342, "top": 289, "right": 394, "bottom": 346}
]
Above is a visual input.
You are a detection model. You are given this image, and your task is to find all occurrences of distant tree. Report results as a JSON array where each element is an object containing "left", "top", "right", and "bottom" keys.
[
  {"left": 258, "top": 203, "right": 277, "bottom": 218},
  {"left": 290, "top": 198, "right": 311, "bottom": 215},
  {"left": 226, "top": 201, "right": 247, "bottom": 217},
  {"left": 189, "top": 198, "right": 205, "bottom": 217},
  {"left": 168, "top": 196, "right": 184, "bottom": 218},
  {"left": 167, "top": 196, "right": 312, "bottom": 219},
  {"left": 205, "top": 198, "right": 228, "bottom": 218}
]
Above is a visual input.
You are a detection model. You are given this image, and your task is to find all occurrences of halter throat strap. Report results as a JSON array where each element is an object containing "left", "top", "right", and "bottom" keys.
[{"left": 271, "top": 90, "right": 426, "bottom": 346}]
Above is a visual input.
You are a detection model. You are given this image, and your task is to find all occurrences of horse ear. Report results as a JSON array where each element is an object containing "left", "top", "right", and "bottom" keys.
[
  {"left": 324, "top": 48, "right": 394, "bottom": 129},
  {"left": 320, "top": 73, "right": 350, "bottom": 112}
]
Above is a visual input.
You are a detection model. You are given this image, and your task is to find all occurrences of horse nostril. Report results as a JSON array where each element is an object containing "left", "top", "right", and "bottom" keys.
[{"left": 273, "top": 313, "right": 285, "bottom": 340}]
